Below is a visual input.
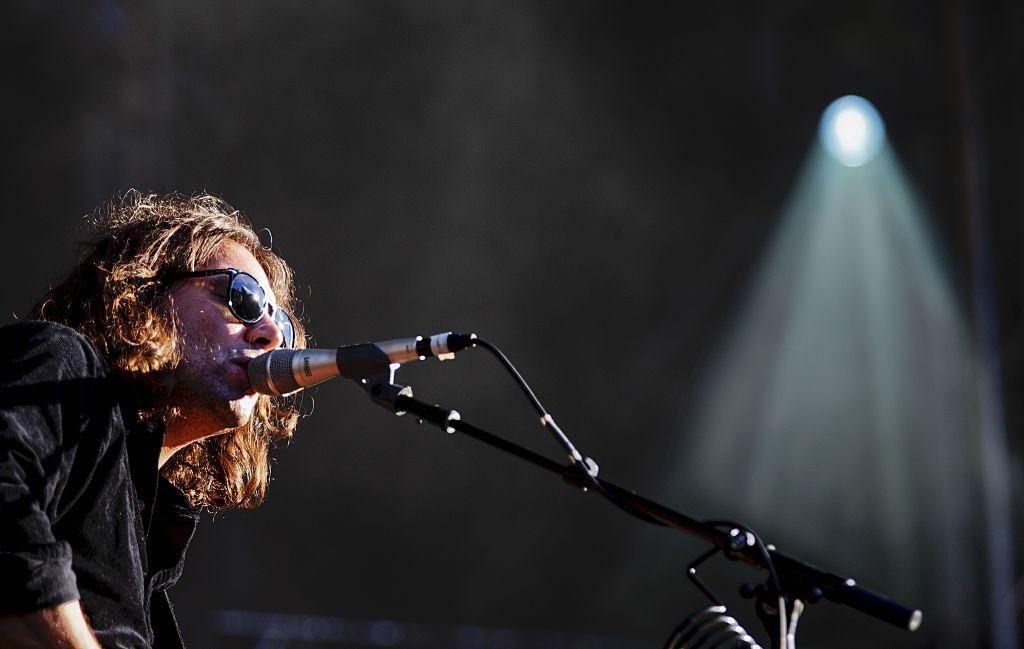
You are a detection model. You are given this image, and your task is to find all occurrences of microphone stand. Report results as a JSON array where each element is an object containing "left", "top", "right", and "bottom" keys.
[{"left": 358, "top": 378, "right": 922, "bottom": 647}]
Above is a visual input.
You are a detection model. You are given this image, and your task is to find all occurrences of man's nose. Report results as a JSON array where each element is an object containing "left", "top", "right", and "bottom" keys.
[{"left": 245, "top": 310, "right": 285, "bottom": 350}]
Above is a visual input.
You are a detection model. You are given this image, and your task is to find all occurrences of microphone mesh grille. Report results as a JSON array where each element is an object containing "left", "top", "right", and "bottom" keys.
[
  {"left": 247, "top": 354, "right": 269, "bottom": 393},
  {"left": 269, "top": 351, "right": 301, "bottom": 394},
  {"left": 247, "top": 350, "right": 300, "bottom": 395}
]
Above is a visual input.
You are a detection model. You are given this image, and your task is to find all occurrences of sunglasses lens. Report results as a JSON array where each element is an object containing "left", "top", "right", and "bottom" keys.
[
  {"left": 229, "top": 273, "right": 266, "bottom": 323},
  {"left": 274, "top": 309, "right": 297, "bottom": 349},
  {"left": 229, "top": 271, "right": 295, "bottom": 348}
]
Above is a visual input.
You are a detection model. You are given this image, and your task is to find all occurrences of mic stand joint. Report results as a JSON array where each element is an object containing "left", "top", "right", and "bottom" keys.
[
  {"left": 366, "top": 379, "right": 461, "bottom": 434},
  {"left": 366, "top": 379, "right": 414, "bottom": 415}
]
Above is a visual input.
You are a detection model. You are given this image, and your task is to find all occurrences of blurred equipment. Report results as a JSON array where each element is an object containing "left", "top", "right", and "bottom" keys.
[{"left": 663, "top": 606, "right": 762, "bottom": 649}]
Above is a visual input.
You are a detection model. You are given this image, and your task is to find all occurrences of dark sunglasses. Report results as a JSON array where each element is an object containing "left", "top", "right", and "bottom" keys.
[{"left": 164, "top": 268, "right": 296, "bottom": 349}]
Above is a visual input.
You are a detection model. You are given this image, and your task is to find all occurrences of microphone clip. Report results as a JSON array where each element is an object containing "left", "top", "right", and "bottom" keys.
[
  {"left": 340, "top": 344, "right": 411, "bottom": 412},
  {"left": 367, "top": 379, "right": 414, "bottom": 415}
]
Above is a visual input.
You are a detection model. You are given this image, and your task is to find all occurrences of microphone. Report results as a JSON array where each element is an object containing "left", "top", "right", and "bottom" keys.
[{"left": 247, "top": 332, "right": 477, "bottom": 396}]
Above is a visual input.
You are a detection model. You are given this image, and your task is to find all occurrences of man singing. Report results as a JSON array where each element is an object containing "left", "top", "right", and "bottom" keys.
[{"left": 0, "top": 192, "right": 306, "bottom": 648}]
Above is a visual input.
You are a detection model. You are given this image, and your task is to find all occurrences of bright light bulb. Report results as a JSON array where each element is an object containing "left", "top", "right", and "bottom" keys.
[
  {"left": 819, "top": 95, "right": 886, "bottom": 167},
  {"left": 834, "top": 109, "right": 867, "bottom": 151}
]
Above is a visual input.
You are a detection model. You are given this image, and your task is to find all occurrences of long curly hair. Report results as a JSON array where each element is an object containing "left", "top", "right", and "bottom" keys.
[{"left": 33, "top": 190, "right": 306, "bottom": 511}]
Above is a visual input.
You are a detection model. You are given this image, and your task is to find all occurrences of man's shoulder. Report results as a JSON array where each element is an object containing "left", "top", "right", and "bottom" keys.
[{"left": 0, "top": 320, "right": 110, "bottom": 379}]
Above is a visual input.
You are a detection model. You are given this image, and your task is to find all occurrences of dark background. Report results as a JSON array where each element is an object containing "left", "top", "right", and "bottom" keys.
[{"left": 4, "top": 2, "right": 1022, "bottom": 648}]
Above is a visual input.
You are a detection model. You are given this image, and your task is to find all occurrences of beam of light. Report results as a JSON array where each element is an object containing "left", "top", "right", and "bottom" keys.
[
  {"left": 663, "top": 147, "right": 988, "bottom": 646},
  {"left": 819, "top": 96, "right": 886, "bottom": 167}
]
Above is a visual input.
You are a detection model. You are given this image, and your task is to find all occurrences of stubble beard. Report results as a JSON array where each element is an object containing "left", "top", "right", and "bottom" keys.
[{"left": 169, "top": 343, "right": 255, "bottom": 442}]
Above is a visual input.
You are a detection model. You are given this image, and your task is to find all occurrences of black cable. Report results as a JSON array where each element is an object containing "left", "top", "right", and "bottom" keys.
[
  {"left": 470, "top": 337, "right": 785, "bottom": 610},
  {"left": 471, "top": 337, "right": 666, "bottom": 526},
  {"left": 705, "top": 519, "right": 783, "bottom": 602}
]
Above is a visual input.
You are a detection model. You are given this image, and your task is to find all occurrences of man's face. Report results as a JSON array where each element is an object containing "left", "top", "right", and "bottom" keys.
[{"left": 165, "top": 240, "right": 286, "bottom": 437}]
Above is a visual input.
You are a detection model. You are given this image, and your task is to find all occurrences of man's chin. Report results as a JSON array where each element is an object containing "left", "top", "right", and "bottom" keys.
[{"left": 229, "top": 394, "right": 259, "bottom": 427}]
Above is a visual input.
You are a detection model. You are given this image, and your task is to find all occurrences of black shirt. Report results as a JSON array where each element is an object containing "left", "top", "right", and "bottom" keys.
[{"left": 0, "top": 321, "right": 199, "bottom": 648}]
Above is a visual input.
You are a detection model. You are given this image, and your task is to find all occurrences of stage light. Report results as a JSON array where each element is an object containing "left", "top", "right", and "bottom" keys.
[
  {"left": 660, "top": 142, "right": 988, "bottom": 638},
  {"left": 819, "top": 95, "right": 886, "bottom": 167}
]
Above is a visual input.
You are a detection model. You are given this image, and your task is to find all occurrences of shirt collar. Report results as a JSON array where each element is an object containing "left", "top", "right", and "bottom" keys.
[{"left": 123, "top": 408, "right": 166, "bottom": 534}]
